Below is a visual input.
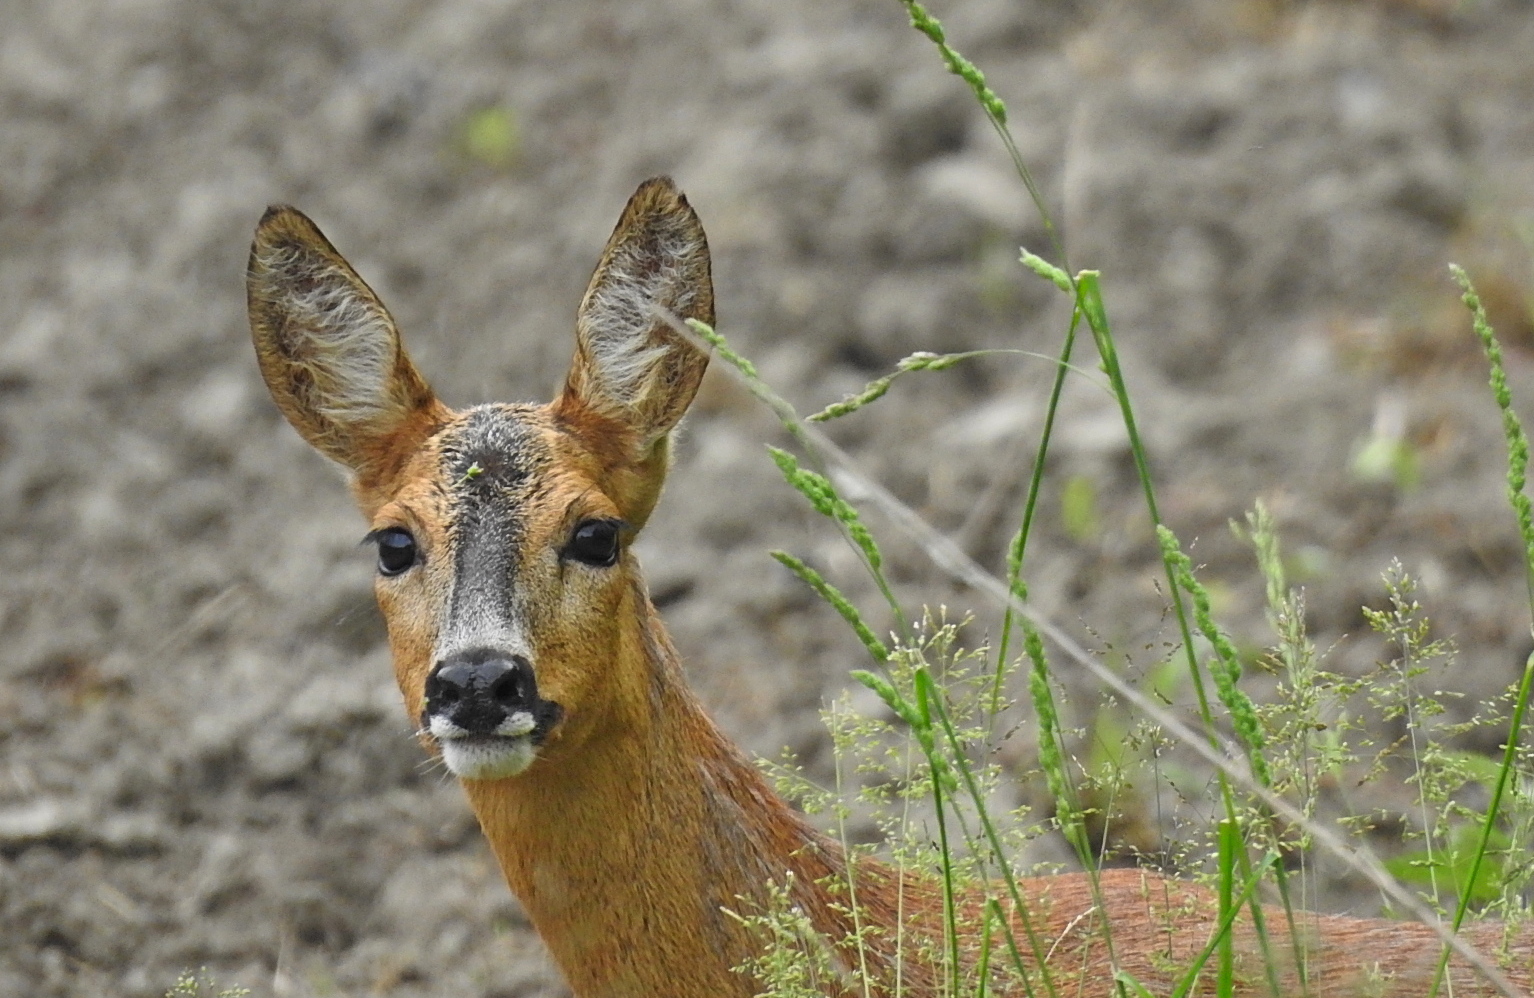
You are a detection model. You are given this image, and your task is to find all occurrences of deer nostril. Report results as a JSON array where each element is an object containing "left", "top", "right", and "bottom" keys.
[
  {"left": 425, "top": 661, "right": 476, "bottom": 707},
  {"left": 489, "top": 668, "right": 523, "bottom": 707}
]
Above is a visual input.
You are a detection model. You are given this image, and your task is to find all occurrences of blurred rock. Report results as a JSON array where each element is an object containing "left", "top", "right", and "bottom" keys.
[
  {"left": 0, "top": 798, "right": 88, "bottom": 849},
  {"left": 915, "top": 154, "right": 1031, "bottom": 232},
  {"left": 880, "top": 74, "right": 974, "bottom": 169},
  {"left": 855, "top": 268, "right": 978, "bottom": 359}
]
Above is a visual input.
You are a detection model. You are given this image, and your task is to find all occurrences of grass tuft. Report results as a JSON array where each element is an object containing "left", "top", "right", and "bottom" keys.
[
  {"left": 165, "top": 970, "right": 249, "bottom": 998},
  {"left": 699, "top": 9, "right": 1534, "bottom": 995}
]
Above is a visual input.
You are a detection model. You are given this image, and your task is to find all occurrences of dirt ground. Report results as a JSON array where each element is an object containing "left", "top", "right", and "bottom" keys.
[{"left": 4, "top": 0, "right": 1534, "bottom": 994}]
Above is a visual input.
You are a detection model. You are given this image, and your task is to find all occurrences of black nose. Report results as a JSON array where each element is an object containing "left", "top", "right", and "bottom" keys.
[{"left": 424, "top": 649, "right": 536, "bottom": 734}]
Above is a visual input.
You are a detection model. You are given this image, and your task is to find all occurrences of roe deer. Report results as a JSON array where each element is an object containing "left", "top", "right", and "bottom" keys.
[{"left": 247, "top": 177, "right": 1533, "bottom": 997}]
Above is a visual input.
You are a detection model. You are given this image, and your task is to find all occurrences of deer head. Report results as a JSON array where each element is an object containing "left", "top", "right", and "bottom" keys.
[{"left": 247, "top": 178, "right": 714, "bottom": 782}]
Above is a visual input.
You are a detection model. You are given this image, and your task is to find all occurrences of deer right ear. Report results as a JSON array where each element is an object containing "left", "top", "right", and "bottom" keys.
[
  {"left": 247, "top": 206, "right": 443, "bottom": 483},
  {"left": 557, "top": 177, "right": 713, "bottom": 453}
]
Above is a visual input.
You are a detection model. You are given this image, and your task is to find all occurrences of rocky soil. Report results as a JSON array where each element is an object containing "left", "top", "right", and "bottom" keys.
[{"left": 3, "top": 0, "right": 1534, "bottom": 994}]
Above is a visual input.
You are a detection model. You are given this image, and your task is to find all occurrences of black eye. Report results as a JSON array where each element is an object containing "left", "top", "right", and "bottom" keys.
[
  {"left": 374, "top": 527, "right": 418, "bottom": 576},
  {"left": 565, "top": 519, "right": 621, "bottom": 567}
]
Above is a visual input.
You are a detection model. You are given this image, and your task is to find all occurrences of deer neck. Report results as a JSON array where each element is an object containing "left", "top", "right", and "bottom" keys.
[{"left": 458, "top": 589, "right": 860, "bottom": 998}]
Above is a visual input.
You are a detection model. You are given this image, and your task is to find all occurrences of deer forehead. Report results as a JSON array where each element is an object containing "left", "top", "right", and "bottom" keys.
[
  {"left": 438, "top": 401, "right": 615, "bottom": 519},
  {"left": 387, "top": 403, "right": 618, "bottom": 570}
]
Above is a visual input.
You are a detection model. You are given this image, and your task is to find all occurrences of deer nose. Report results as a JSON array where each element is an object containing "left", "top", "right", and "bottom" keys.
[{"left": 424, "top": 649, "right": 537, "bottom": 734}]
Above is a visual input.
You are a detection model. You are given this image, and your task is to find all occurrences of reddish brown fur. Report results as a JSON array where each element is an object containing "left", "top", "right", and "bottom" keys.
[{"left": 248, "top": 178, "right": 1534, "bottom": 997}]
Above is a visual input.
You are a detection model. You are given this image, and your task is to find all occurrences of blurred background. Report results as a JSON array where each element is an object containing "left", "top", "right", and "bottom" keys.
[{"left": 3, "top": 0, "right": 1534, "bottom": 994}]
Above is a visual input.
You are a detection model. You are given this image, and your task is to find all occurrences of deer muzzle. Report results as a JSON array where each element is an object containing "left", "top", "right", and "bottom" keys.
[{"left": 423, "top": 648, "right": 563, "bottom": 779}]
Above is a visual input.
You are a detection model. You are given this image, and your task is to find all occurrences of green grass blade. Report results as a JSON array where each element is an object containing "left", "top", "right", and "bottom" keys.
[
  {"left": 1157, "top": 526, "right": 1272, "bottom": 787},
  {"left": 772, "top": 552, "right": 889, "bottom": 664},
  {"left": 675, "top": 315, "right": 908, "bottom": 633},
  {"left": 809, "top": 348, "right": 1104, "bottom": 423},
  {"left": 767, "top": 448, "right": 884, "bottom": 573},
  {"left": 1452, "top": 264, "right": 1534, "bottom": 612},
  {"left": 1020, "top": 248, "right": 1071, "bottom": 293},
  {"left": 897, "top": 0, "right": 1069, "bottom": 272},
  {"left": 1429, "top": 267, "right": 1534, "bottom": 997},
  {"left": 994, "top": 304, "right": 1084, "bottom": 712},
  {"left": 1167, "top": 850, "right": 1281, "bottom": 998},
  {"left": 1217, "top": 818, "right": 1238, "bottom": 997},
  {"left": 913, "top": 669, "right": 963, "bottom": 997},
  {"left": 925, "top": 669, "right": 1063, "bottom": 998}
]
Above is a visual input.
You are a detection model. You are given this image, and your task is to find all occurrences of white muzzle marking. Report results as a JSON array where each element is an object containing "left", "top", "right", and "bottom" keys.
[{"left": 430, "top": 710, "right": 540, "bottom": 780}]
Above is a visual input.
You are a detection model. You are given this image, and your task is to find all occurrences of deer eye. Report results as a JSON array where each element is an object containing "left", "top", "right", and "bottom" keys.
[
  {"left": 373, "top": 527, "right": 418, "bottom": 576},
  {"left": 565, "top": 519, "right": 621, "bottom": 567}
]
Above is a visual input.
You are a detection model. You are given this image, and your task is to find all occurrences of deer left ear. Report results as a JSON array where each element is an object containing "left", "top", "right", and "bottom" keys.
[
  {"left": 247, "top": 205, "right": 444, "bottom": 489},
  {"left": 557, "top": 177, "right": 714, "bottom": 455}
]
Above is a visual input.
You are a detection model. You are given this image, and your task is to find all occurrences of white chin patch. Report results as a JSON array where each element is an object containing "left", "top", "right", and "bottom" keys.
[{"left": 440, "top": 736, "right": 538, "bottom": 780}]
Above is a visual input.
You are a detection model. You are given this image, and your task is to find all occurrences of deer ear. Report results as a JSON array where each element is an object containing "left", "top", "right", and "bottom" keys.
[
  {"left": 247, "top": 206, "right": 442, "bottom": 483},
  {"left": 558, "top": 177, "right": 713, "bottom": 452}
]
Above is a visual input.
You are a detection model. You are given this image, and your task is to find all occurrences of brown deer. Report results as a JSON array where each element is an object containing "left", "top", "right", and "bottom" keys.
[{"left": 246, "top": 177, "right": 1532, "bottom": 997}]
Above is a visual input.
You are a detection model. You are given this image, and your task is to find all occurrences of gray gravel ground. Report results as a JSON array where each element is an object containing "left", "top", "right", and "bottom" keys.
[{"left": 4, "top": 0, "right": 1534, "bottom": 994}]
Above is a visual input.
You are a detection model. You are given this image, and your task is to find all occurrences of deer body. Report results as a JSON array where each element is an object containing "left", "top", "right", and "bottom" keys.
[{"left": 248, "top": 178, "right": 1532, "bottom": 997}]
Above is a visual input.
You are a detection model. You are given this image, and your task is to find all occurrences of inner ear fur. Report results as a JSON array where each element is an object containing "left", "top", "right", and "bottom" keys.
[
  {"left": 247, "top": 205, "right": 443, "bottom": 486},
  {"left": 557, "top": 177, "right": 714, "bottom": 457}
]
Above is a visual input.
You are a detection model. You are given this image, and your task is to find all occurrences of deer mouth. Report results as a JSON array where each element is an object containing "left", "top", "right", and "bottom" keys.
[{"left": 427, "top": 701, "right": 564, "bottom": 780}]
